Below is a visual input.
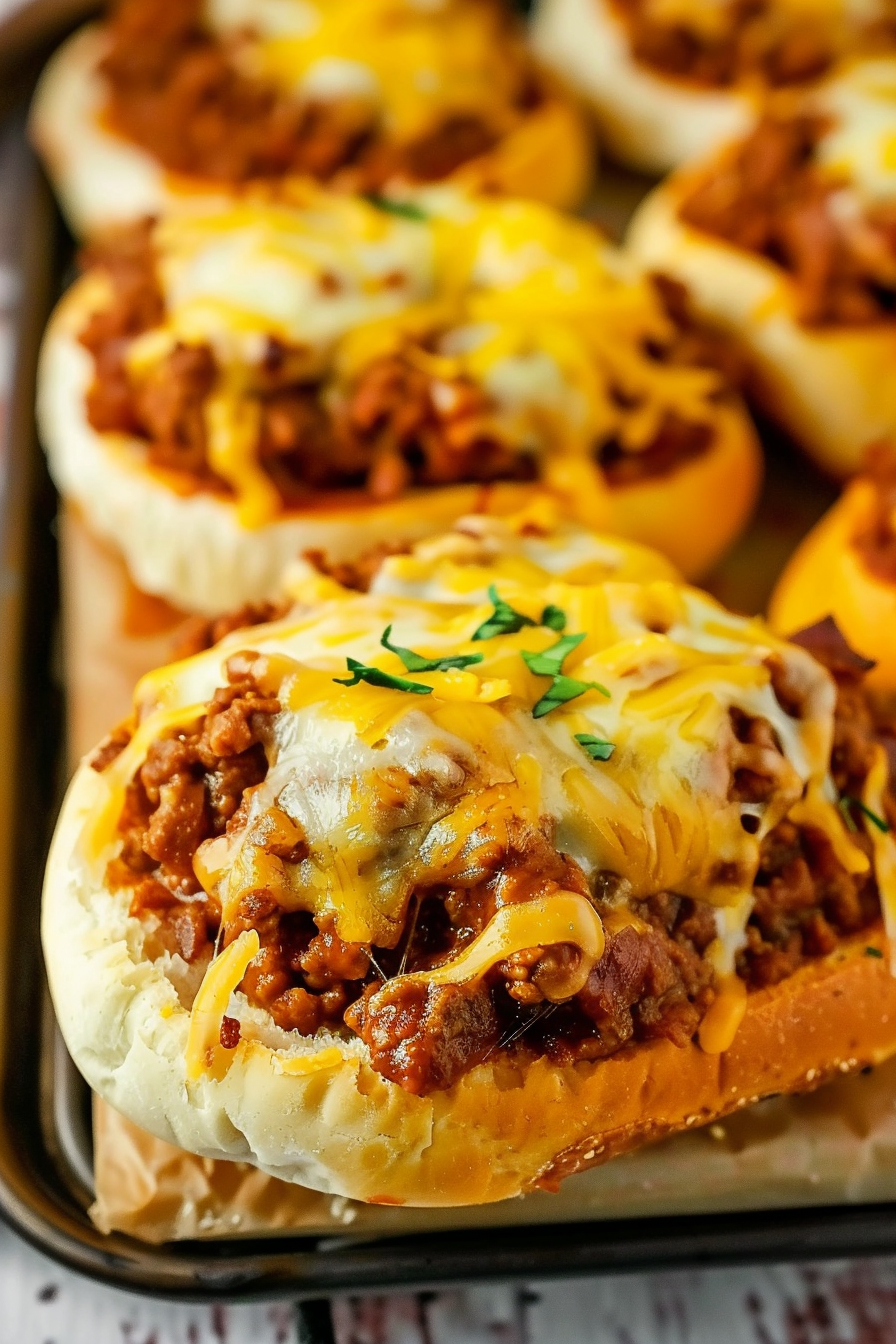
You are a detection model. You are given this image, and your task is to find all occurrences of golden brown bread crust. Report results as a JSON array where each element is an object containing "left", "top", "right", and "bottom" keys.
[{"left": 537, "top": 923, "right": 895, "bottom": 1190}]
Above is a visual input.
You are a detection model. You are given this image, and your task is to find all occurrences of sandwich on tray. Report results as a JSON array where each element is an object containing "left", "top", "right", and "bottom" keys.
[
  {"left": 43, "top": 507, "right": 896, "bottom": 1206},
  {"left": 38, "top": 188, "right": 761, "bottom": 614},
  {"left": 628, "top": 60, "right": 896, "bottom": 478},
  {"left": 532, "top": 0, "right": 896, "bottom": 174}
]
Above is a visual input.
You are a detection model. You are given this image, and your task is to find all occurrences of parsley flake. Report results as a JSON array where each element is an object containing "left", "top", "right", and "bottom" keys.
[
  {"left": 839, "top": 795, "right": 891, "bottom": 834},
  {"left": 472, "top": 588, "right": 571, "bottom": 642},
  {"left": 866, "top": 946, "right": 885, "bottom": 959},
  {"left": 381, "top": 625, "right": 483, "bottom": 674},
  {"left": 541, "top": 604, "right": 567, "bottom": 633},
  {"left": 334, "top": 658, "right": 432, "bottom": 695},
  {"left": 472, "top": 586, "right": 539, "bottom": 641},
  {"left": 522, "top": 632, "right": 586, "bottom": 678},
  {"left": 575, "top": 733, "right": 615, "bottom": 762},
  {"left": 532, "top": 675, "right": 610, "bottom": 719},
  {"left": 364, "top": 194, "right": 428, "bottom": 222}
]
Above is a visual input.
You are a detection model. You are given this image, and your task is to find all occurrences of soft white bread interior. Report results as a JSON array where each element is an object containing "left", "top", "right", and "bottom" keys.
[{"left": 530, "top": 0, "right": 753, "bottom": 173}]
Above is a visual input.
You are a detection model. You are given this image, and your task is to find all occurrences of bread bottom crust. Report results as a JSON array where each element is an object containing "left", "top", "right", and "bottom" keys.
[{"left": 539, "top": 923, "right": 896, "bottom": 1190}]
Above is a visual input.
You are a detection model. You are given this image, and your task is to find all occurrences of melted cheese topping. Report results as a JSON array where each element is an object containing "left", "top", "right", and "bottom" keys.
[
  {"left": 203, "top": 0, "right": 527, "bottom": 141},
  {"left": 816, "top": 60, "right": 896, "bottom": 205},
  {"left": 284, "top": 504, "right": 681, "bottom": 606},
  {"left": 86, "top": 519, "right": 872, "bottom": 1025},
  {"left": 110, "top": 192, "right": 727, "bottom": 527},
  {"left": 146, "top": 194, "right": 435, "bottom": 364},
  {"left": 399, "top": 891, "right": 604, "bottom": 995}
]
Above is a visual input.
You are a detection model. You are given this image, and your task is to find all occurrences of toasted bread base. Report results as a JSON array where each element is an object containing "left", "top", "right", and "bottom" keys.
[
  {"left": 43, "top": 746, "right": 896, "bottom": 1206},
  {"left": 769, "top": 479, "right": 896, "bottom": 702}
]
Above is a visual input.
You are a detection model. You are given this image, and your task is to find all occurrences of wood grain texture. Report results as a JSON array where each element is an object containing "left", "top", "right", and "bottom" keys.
[{"left": 6, "top": 1208, "right": 896, "bottom": 1344}]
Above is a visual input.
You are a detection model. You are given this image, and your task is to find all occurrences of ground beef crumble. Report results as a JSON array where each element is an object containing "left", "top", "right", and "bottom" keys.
[
  {"left": 611, "top": 0, "right": 896, "bottom": 90},
  {"left": 80, "top": 233, "right": 736, "bottom": 505},
  {"left": 105, "top": 660, "right": 280, "bottom": 963},
  {"left": 737, "top": 619, "right": 893, "bottom": 986},
  {"left": 100, "top": 0, "right": 535, "bottom": 190},
  {"left": 680, "top": 114, "right": 896, "bottom": 326},
  {"left": 174, "top": 600, "right": 291, "bottom": 659},
  {"left": 99, "top": 617, "right": 893, "bottom": 1094}
]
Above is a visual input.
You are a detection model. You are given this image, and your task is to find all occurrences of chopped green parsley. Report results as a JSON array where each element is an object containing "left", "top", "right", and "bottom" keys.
[
  {"left": 381, "top": 625, "right": 483, "bottom": 674},
  {"left": 334, "top": 658, "right": 432, "bottom": 695},
  {"left": 575, "top": 734, "right": 616, "bottom": 762}
]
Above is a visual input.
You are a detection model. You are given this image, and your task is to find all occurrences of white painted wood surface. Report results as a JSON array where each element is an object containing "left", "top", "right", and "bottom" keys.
[
  {"left": 3, "top": 1, "right": 896, "bottom": 1338},
  {"left": 6, "top": 1216, "right": 896, "bottom": 1344}
]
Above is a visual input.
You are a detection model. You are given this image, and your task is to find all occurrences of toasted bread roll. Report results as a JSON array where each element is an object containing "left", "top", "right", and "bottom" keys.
[
  {"left": 531, "top": 0, "right": 751, "bottom": 173},
  {"left": 43, "top": 515, "right": 896, "bottom": 1204},
  {"left": 628, "top": 62, "right": 896, "bottom": 477},
  {"left": 770, "top": 448, "right": 896, "bottom": 702},
  {"left": 38, "top": 191, "right": 761, "bottom": 613},
  {"left": 532, "top": 0, "right": 896, "bottom": 174},
  {"left": 30, "top": 1, "right": 592, "bottom": 239}
]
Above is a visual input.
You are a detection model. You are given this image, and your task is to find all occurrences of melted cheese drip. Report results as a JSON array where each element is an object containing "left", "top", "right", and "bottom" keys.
[
  {"left": 399, "top": 892, "right": 604, "bottom": 995},
  {"left": 185, "top": 930, "right": 260, "bottom": 1081},
  {"left": 698, "top": 975, "right": 747, "bottom": 1054}
]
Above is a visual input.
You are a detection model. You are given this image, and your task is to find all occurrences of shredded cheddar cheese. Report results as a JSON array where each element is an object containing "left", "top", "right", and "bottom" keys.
[
  {"left": 185, "top": 929, "right": 260, "bottom": 1082},
  {"left": 86, "top": 516, "right": 893, "bottom": 1068},
  {"left": 400, "top": 892, "right": 605, "bottom": 997},
  {"left": 101, "top": 191, "right": 730, "bottom": 528}
]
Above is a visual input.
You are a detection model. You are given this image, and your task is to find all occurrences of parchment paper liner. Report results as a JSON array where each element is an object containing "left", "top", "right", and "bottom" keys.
[{"left": 60, "top": 511, "right": 896, "bottom": 1245}]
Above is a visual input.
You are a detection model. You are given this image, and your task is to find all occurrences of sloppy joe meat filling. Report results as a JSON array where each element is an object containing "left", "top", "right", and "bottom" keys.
[
  {"left": 94, "top": 621, "right": 893, "bottom": 1096},
  {"left": 680, "top": 115, "right": 896, "bottom": 327},
  {"left": 100, "top": 0, "right": 535, "bottom": 189},
  {"left": 610, "top": 0, "right": 895, "bottom": 90},
  {"left": 79, "top": 226, "right": 731, "bottom": 507}
]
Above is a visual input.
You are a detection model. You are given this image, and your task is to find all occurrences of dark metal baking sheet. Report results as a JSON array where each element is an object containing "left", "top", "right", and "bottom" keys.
[{"left": 0, "top": 0, "right": 893, "bottom": 1304}]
